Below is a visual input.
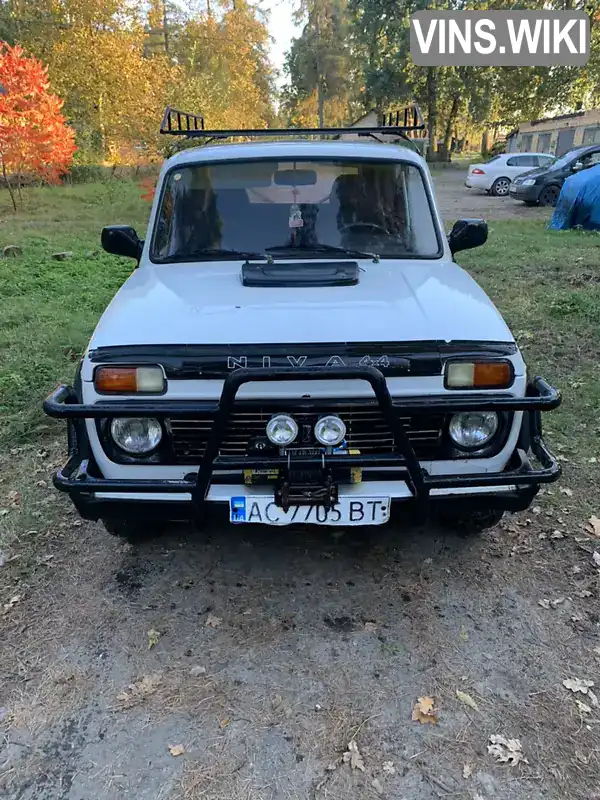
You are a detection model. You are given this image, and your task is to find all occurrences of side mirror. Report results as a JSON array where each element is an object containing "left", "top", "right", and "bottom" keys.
[
  {"left": 572, "top": 161, "right": 584, "bottom": 172},
  {"left": 101, "top": 225, "right": 143, "bottom": 261},
  {"left": 448, "top": 218, "right": 488, "bottom": 255}
]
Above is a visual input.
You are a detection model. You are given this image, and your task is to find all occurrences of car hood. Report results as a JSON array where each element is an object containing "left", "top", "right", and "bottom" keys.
[{"left": 88, "top": 259, "right": 514, "bottom": 349}]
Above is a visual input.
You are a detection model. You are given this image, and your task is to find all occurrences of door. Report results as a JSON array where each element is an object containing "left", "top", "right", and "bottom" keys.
[
  {"left": 505, "top": 154, "right": 537, "bottom": 179},
  {"left": 556, "top": 128, "right": 575, "bottom": 156}
]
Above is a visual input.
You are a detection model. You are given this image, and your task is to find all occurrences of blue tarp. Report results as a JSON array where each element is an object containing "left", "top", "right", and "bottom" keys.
[{"left": 549, "top": 164, "right": 600, "bottom": 230}]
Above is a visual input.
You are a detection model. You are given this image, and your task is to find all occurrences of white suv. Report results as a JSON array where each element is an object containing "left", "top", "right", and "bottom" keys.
[
  {"left": 43, "top": 107, "right": 561, "bottom": 541},
  {"left": 466, "top": 152, "right": 555, "bottom": 196}
]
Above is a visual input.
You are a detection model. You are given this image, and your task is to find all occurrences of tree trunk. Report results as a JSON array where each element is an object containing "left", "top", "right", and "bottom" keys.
[
  {"left": 315, "top": 11, "right": 325, "bottom": 127},
  {"left": 441, "top": 93, "right": 460, "bottom": 161},
  {"left": 426, "top": 67, "right": 437, "bottom": 161},
  {"left": 481, "top": 129, "right": 490, "bottom": 154},
  {"left": 1, "top": 157, "right": 17, "bottom": 211}
]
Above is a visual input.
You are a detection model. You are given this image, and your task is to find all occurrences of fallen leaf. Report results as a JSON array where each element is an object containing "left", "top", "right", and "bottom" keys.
[
  {"left": 587, "top": 516, "right": 600, "bottom": 538},
  {"left": 576, "top": 699, "right": 592, "bottom": 715},
  {"left": 147, "top": 628, "right": 161, "bottom": 649},
  {"left": 0, "top": 509, "right": 9, "bottom": 517},
  {"left": 563, "top": 677, "right": 594, "bottom": 694},
  {"left": 382, "top": 760, "right": 395, "bottom": 774},
  {"left": 538, "top": 599, "right": 551, "bottom": 609},
  {"left": 220, "top": 717, "right": 230, "bottom": 728},
  {"left": 456, "top": 689, "right": 479, "bottom": 711},
  {"left": 576, "top": 590, "right": 592, "bottom": 598},
  {"left": 551, "top": 597, "right": 565, "bottom": 608},
  {"left": 2, "top": 595, "right": 21, "bottom": 614},
  {"left": 592, "top": 551, "right": 600, "bottom": 568},
  {"left": 487, "top": 735, "right": 528, "bottom": 766},
  {"left": 572, "top": 565, "right": 582, "bottom": 574},
  {"left": 560, "top": 488, "right": 573, "bottom": 497},
  {"left": 117, "top": 674, "right": 162, "bottom": 708},
  {"left": 6, "top": 490, "right": 20, "bottom": 506},
  {"left": 532, "top": 506, "right": 542, "bottom": 514},
  {"left": 371, "top": 777, "right": 383, "bottom": 794},
  {"left": 459, "top": 625, "right": 469, "bottom": 642},
  {"left": 363, "top": 621, "right": 377, "bottom": 633},
  {"left": 412, "top": 696, "right": 438, "bottom": 724},
  {"left": 342, "top": 740, "right": 365, "bottom": 771},
  {"left": 190, "top": 665, "right": 206, "bottom": 677},
  {"left": 550, "top": 530, "right": 565, "bottom": 540},
  {"left": 463, "top": 762, "right": 473, "bottom": 778},
  {"left": 205, "top": 613, "right": 222, "bottom": 628},
  {"left": 168, "top": 744, "right": 185, "bottom": 757}
]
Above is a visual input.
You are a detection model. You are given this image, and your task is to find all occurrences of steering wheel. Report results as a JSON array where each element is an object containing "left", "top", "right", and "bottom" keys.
[{"left": 340, "top": 221, "right": 392, "bottom": 237}]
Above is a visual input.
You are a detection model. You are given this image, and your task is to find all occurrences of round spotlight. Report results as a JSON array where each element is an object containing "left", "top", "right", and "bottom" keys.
[
  {"left": 266, "top": 414, "right": 298, "bottom": 446},
  {"left": 448, "top": 411, "right": 499, "bottom": 450},
  {"left": 314, "top": 415, "right": 346, "bottom": 446},
  {"left": 110, "top": 417, "right": 162, "bottom": 454}
]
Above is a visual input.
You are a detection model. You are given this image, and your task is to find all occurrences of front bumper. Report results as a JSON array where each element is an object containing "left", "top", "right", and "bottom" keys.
[
  {"left": 43, "top": 366, "right": 561, "bottom": 521},
  {"left": 509, "top": 183, "right": 539, "bottom": 202}
]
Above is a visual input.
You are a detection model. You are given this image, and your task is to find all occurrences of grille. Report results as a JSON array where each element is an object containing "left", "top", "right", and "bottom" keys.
[{"left": 167, "top": 402, "right": 445, "bottom": 464}]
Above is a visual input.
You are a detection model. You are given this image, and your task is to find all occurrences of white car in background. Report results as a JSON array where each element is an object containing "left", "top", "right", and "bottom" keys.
[{"left": 465, "top": 153, "right": 555, "bottom": 196}]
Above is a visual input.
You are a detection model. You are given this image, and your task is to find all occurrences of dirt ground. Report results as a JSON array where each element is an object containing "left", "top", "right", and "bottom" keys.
[
  {"left": 1, "top": 175, "right": 598, "bottom": 800},
  {"left": 432, "top": 168, "right": 552, "bottom": 222}
]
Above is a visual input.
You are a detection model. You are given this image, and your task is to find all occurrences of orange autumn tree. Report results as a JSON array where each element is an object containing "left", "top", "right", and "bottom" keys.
[{"left": 0, "top": 42, "right": 76, "bottom": 209}]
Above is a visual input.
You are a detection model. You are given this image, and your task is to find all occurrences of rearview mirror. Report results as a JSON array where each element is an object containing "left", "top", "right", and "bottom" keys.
[
  {"left": 274, "top": 169, "right": 317, "bottom": 186},
  {"left": 448, "top": 218, "right": 488, "bottom": 255},
  {"left": 101, "top": 225, "right": 143, "bottom": 261}
]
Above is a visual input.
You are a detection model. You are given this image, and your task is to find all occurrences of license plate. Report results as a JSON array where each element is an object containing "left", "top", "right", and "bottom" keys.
[{"left": 229, "top": 495, "right": 390, "bottom": 526}]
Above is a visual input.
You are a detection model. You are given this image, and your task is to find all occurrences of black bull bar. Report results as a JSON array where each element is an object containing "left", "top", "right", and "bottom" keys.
[{"left": 43, "top": 365, "right": 561, "bottom": 513}]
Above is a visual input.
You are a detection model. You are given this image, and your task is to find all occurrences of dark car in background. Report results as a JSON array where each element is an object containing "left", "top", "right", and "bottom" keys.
[{"left": 509, "top": 144, "right": 600, "bottom": 206}]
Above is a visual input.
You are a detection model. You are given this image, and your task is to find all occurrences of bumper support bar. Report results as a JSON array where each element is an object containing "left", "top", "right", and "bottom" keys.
[{"left": 43, "top": 367, "right": 562, "bottom": 515}]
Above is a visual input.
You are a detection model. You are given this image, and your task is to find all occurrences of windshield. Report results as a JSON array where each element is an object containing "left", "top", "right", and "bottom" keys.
[
  {"left": 151, "top": 158, "right": 442, "bottom": 262},
  {"left": 552, "top": 147, "right": 588, "bottom": 170}
]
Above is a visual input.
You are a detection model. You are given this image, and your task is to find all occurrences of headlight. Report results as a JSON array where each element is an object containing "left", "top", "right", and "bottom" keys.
[
  {"left": 522, "top": 179, "right": 536, "bottom": 186},
  {"left": 266, "top": 414, "right": 298, "bottom": 446},
  {"left": 110, "top": 417, "right": 163, "bottom": 454},
  {"left": 449, "top": 412, "right": 499, "bottom": 450},
  {"left": 314, "top": 415, "right": 346, "bottom": 446}
]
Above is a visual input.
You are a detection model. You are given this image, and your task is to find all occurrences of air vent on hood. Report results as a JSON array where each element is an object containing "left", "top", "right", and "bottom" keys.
[{"left": 241, "top": 261, "right": 359, "bottom": 287}]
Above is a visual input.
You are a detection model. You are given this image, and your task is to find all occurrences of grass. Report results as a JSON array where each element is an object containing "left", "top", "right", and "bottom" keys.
[{"left": 0, "top": 181, "right": 150, "bottom": 444}]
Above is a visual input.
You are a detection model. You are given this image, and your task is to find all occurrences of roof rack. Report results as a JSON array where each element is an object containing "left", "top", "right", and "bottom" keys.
[{"left": 159, "top": 104, "right": 424, "bottom": 143}]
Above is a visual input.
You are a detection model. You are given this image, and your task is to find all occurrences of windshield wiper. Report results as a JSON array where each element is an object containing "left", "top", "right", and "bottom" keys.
[
  {"left": 265, "top": 243, "right": 379, "bottom": 263},
  {"left": 158, "top": 248, "right": 271, "bottom": 263}
]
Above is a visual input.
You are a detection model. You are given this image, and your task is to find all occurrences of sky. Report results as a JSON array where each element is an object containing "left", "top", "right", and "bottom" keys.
[{"left": 261, "top": 0, "right": 302, "bottom": 86}]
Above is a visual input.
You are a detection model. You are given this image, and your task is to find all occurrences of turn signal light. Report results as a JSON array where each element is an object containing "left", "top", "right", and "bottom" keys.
[
  {"left": 95, "top": 365, "right": 165, "bottom": 394},
  {"left": 446, "top": 361, "right": 513, "bottom": 390}
]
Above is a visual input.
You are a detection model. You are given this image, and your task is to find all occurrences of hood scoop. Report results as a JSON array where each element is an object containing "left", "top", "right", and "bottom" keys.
[{"left": 241, "top": 261, "right": 359, "bottom": 287}]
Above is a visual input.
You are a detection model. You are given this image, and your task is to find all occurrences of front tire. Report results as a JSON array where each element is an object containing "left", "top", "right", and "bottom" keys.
[
  {"left": 101, "top": 518, "right": 165, "bottom": 543},
  {"left": 539, "top": 185, "right": 560, "bottom": 207},
  {"left": 490, "top": 177, "right": 511, "bottom": 197},
  {"left": 439, "top": 508, "right": 504, "bottom": 535}
]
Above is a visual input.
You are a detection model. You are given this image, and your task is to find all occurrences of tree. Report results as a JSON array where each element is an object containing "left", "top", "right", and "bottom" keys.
[
  {"left": 283, "top": 0, "right": 357, "bottom": 127},
  {"left": 0, "top": 42, "right": 76, "bottom": 209}
]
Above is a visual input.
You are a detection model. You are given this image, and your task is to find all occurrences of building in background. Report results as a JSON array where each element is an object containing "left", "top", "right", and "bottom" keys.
[
  {"left": 507, "top": 109, "right": 600, "bottom": 156},
  {"left": 342, "top": 109, "right": 429, "bottom": 156}
]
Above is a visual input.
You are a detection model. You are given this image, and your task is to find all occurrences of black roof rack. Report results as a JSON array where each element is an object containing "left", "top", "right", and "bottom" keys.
[{"left": 159, "top": 104, "right": 424, "bottom": 143}]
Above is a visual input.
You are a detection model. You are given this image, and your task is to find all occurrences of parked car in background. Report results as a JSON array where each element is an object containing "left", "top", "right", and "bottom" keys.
[
  {"left": 465, "top": 153, "right": 555, "bottom": 196},
  {"left": 509, "top": 144, "right": 600, "bottom": 207}
]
